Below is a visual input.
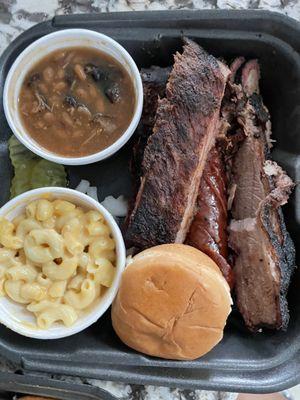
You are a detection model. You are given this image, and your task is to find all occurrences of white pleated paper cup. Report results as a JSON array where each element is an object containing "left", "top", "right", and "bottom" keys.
[
  {"left": 0, "top": 187, "right": 126, "bottom": 339},
  {"left": 4, "top": 29, "right": 143, "bottom": 165}
]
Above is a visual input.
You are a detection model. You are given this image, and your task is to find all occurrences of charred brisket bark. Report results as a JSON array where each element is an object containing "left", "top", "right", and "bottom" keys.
[
  {"left": 126, "top": 39, "right": 230, "bottom": 248},
  {"left": 228, "top": 60, "right": 295, "bottom": 331}
]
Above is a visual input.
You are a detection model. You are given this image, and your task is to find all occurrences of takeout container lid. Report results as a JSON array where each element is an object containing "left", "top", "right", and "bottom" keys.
[
  {"left": 0, "top": 187, "right": 126, "bottom": 339},
  {"left": 3, "top": 29, "right": 143, "bottom": 165}
]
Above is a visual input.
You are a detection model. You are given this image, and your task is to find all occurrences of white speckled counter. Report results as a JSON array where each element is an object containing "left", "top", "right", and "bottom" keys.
[
  {"left": 0, "top": 1, "right": 300, "bottom": 399},
  {"left": 1, "top": 0, "right": 300, "bottom": 55}
]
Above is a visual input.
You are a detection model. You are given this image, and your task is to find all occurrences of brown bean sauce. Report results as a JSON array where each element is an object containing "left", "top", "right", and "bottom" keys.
[{"left": 19, "top": 47, "right": 136, "bottom": 157}]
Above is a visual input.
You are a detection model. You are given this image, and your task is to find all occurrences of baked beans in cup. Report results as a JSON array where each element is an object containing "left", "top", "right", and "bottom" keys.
[{"left": 4, "top": 29, "right": 143, "bottom": 165}]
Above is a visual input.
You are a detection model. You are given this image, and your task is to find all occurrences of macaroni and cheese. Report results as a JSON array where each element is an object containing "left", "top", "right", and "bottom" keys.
[{"left": 0, "top": 199, "right": 116, "bottom": 329}]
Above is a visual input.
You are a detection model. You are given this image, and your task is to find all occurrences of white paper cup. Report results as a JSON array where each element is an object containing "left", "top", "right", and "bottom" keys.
[
  {"left": 3, "top": 29, "right": 143, "bottom": 165},
  {"left": 0, "top": 187, "right": 126, "bottom": 339}
]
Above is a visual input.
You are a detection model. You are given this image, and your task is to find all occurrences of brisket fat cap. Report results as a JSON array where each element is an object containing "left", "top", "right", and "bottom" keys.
[
  {"left": 126, "top": 39, "right": 230, "bottom": 249},
  {"left": 228, "top": 60, "right": 296, "bottom": 331}
]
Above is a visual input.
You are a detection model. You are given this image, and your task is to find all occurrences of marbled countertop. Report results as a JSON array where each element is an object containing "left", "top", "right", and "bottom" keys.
[
  {"left": 1, "top": 0, "right": 300, "bottom": 55},
  {"left": 0, "top": 0, "right": 299, "bottom": 399}
]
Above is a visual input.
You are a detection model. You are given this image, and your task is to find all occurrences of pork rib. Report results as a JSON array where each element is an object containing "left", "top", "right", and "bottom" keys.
[
  {"left": 130, "top": 66, "right": 170, "bottom": 189},
  {"left": 228, "top": 60, "right": 295, "bottom": 331},
  {"left": 126, "top": 39, "right": 230, "bottom": 248},
  {"left": 129, "top": 65, "right": 234, "bottom": 287}
]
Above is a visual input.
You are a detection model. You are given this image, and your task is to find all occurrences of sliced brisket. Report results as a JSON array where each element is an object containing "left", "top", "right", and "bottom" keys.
[
  {"left": 126, "top": 39, "right": 230, "bottom": 248},
  {"left": 228, "top": 60, "right": 295, "bottom": 331}
]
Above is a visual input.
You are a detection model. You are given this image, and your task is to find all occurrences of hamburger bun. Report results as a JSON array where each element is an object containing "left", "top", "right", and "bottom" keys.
[
  {"left": 112, "top": 244, "right": 232, "bottom": 360},
  {"left": 133, "top": 243, "right": 221, "bottom": 274}
]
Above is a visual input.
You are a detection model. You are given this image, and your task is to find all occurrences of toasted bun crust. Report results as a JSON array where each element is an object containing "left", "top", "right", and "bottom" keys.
[{"left": 112, "top": 244, "right": 232, "bottom": 360}]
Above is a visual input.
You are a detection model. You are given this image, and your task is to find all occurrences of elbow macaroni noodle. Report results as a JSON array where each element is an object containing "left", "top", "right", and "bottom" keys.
[{"left": 0, "top": 199, "right": 116, "bottom": 329}]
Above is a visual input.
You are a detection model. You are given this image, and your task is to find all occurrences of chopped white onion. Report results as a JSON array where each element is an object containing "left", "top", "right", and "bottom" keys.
[
  {"left": 75, "top": 181, "right": 128, "bottom": 220},
  {"left": 101, "top": 195, "right": 128, "bottom": 217},
  {"left": 75, "top": 179, "right": 90, "bottom": 193},
  {"left": 87, "top": 186, "right": 99, "bottom": 202}
]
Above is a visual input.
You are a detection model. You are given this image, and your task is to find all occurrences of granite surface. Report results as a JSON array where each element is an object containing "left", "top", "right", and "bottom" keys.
[
  {"left": 0, "top": 0, "right": 300, "bottom": 399},
  {"left": 0, "top": 0, "right": 300, "bottom": 55}
]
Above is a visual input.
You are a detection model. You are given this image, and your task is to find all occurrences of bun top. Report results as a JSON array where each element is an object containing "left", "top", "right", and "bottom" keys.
[{"left": 112, "top": 244, "right": 232, "bottom": 360}]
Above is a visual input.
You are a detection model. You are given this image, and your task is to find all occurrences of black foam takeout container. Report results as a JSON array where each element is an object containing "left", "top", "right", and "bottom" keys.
[
  {"left": 0, "top": 10, "right": 300, "bottom": 394},
  {"left": 0, "top": 371, "right": 117, "bottom": 399}
]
